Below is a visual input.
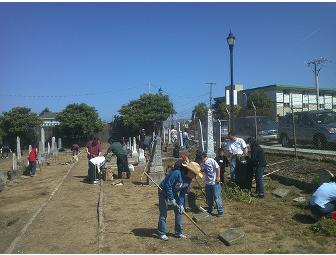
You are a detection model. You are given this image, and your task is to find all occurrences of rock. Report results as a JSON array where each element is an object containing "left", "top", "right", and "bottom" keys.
[
  {"left": 192, "top": 211, "right": 212, "bottom": 223},
  {"left": 272, "top": 187, "right": 290, "bottom": 198},
  {"left": 218, "top": 228, "right": 245, "bottom": 246},
  {"left": 293, "top": 196, "right": 306, "bottom": 203},
  {"left": 111, "top": 180, "right": 123, "bottom": 186}
]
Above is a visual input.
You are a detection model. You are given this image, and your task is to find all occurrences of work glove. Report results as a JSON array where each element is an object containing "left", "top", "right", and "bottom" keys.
[
  {"left": 170, "top": 199, "right": 177, "bottom": 207},
  {"left": 178, "top": 204, "right": 185, "bottom": 214}
]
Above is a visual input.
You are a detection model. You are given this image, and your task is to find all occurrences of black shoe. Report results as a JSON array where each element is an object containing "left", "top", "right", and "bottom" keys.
[{"left": 258, "top": 194, "right": 264, "bottom": 199}]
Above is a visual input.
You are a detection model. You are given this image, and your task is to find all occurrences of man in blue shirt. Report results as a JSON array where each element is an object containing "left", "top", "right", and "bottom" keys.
[
  {"left": 157, "top": 160, "right": 203, "bottom": 241},
  {"left": 309, "top": 174, "right": 336, "bottom": 218}
]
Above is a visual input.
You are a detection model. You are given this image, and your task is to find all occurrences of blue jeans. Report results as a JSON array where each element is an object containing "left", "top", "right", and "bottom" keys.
[
  {"left": 229, "top": 155, "right": 237, "bottom": 182},
  {"left": 183, "top": 138, "right": 189, "bottom": 149},
  {"left": 255, "top": 166, "right": 265, "bottom": 195},
  {"left": 205, "top": 184, "right": 224, "bottom": 214},
  {"left": 310, "top": 202, "right": 336, "bottom": 218},
  {"left": 29, "top": 161, "right": 37, "bottom": 176},
  {"left": 157, "top": 191, "right": 183, "bottom": 236}
]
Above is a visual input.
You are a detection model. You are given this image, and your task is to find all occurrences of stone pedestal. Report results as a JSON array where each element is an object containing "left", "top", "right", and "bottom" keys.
[{"left": 147, "top": 136, "right": 165, "bottom": 185}]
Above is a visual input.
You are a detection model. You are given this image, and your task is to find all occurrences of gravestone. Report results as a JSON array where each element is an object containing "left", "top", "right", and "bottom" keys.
[
  {"left": 16, "top": 136, "right": 21, "bottom": 160},
  {"left": 58, "top": 138, "right": 62, "bottom": 149},
  {"left": 41, "top": 127, "right": 45, "bottom": 153},
  {"left": 198, "top": 119, "right": 205, "bottom": 152},
  {"left": 12, "top": 153, "right": 17, "bottom": 171},
  {"left": 138, "top": 148, "right": 146, "bottom": 165},
  {"left": 163, "top": 127, "right": 166, "bottom": 143},
  {"left": 147, "top": 136, "right": 165, "bottom": 185},
  {"left": 192, "top": 211, "right": 212, "bottom": 223},
  {"left": 177, "top": 122, "right": 183, "bottom": 147},
  {"left": 47, "top": 142, "right": 50, "bottom": 155},
  {"left": 38, "top": 141, "right": 43, "bottom": 159},
  {"left": 215, "top": 119, "right": 222, "bottom": 150},
  {"left": 168, "top": 128, "right": 171, "bottom": 144},
  {"left": 51, "top": 137, "right": 56, "bottom": 153},
  {"left": 54, "top": 142, "right": 58, "bottom": 156},
  {"left": 293, "top": 196, "right": 306, "bottom": 203},
  {"left": 219, "top": 228, "right": 245, "bottom": 246},
  {"left": 272, "top": 187, "right": 290, "bottom": 198},
  {"left": 129, "top": 137, "right": 132, "bottom": 150},
  {"left": 205, "top": 109, "right": 216, "bottom": 158},
  {"left": 132, "top": 137, "right": 138, "bottom": 159},
  {"left": 28, "top": 145, "right": 32, "bottom": 155}
]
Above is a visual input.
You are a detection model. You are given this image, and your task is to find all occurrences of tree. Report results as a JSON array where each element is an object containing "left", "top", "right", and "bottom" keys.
[
  {"left": 213, "top": 101, "right": 241, "bottom": 119},
  {"left": 118, "top": 93, "right": 176, "bottom": 134},
  {"left": 39, "top": 107, "right": 51, "bottom": 116},
  {"left": 0, "top": 107, "right": 42, "bottom": 149},
  {"left": 56, "top": 103, "right": 103, "bottom": 144},
  {"left": 246, "top": 91, "right": 273, "bottom": 116},
  {"left": 192, "top": 103, "right": 208, "bottom": 123}
]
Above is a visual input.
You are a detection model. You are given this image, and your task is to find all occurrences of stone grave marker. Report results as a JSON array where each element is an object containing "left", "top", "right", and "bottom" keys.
[
  {"left": 16, "top": 136, "right": 21, "bottom": 160},
  {"left": 41, "top": 127, "right": 45, "bottom": 153},
  {"left": 272, "top": 187, "right": 290, "bottom": 198},
  {"left": 293, "top": 196, "right": 306, "bottom": 203},
  {"left": 168, "top": 128, "right": 171, "bottom": 144},
  {"left": 205, "top": 109, "right": 216, "bottom": 158},
  {"left": 51, "top": 137, "right": 56, "bottom": 153},
  {"left": 12, "top": 153, "right": 17, "bottom": 171},
  {"left": 47, "top": 142, "right": 50, "bottom": 155},
  {"left": 28, "top": 145, "right": 32, "bottom": 155},
  {"left": 138, "top": 148, "right": 146, "bottom": 165},
  {"left": 219, "top": 228, "right": 245, "bottom": 246},
  {"left": 163, "top": 127, "right": 166, "bottom": 143},
  {"left": 147, "top": 136, "right": 165, "bottom": 185},
  {"left": 192, "top": 211, "right": 212, "bottom": 223},
  {"left": 132, "top": 137, "right": 138, "bottom": 159},
  {"left": 58, "top": 138, "right": 62, "bottom": 149},
  {"left": 198, "top": 119, "right": 204, "bottom": 152}
]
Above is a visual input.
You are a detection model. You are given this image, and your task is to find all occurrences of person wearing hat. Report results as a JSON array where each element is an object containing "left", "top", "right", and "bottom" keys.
[
  {"left": 195, "top": 151, "right": 224, "bottom": 217},
  {"left": 157, "top": 160, "right": 203, "bottom": 241}
]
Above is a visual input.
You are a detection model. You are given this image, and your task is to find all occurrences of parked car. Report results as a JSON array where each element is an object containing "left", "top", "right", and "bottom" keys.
[
  {"left": 278, "top": 110, "right": 336, "bottom": 149},
  {"left": 234, "top": 116, "right": 278, "bottom": 143}
]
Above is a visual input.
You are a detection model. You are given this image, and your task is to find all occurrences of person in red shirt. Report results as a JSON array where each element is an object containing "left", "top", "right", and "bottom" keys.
[
  {"left": 28, "top": 144, "right": 38, "bottom": 177},
  {"left": 86, "top": 137, "right": 102, "bottom": 181}
]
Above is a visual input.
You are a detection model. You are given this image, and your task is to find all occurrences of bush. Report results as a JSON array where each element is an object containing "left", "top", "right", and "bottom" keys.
[{"left": 222, "top": 184, "right": 256, "bottom": 204}]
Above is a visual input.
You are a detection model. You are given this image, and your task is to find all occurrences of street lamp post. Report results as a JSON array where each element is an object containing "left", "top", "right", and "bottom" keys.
[{"left": 227, "top": 31, "right": 235, "bottom": 132}]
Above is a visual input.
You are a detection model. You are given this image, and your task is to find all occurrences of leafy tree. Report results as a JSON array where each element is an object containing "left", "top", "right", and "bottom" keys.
[
  {"left": 119, "top": 93, "right": 176, "bottom": 133},
  {"left": 213, "top": 101, "right": 241, "bottom": 119},
  {"left": 247, "top": 91, "right": 273, "bottom": 116},
  {"left": 0, "top": 107, "right": 42, "bottom": 149},
  {"left": 39, "top": 107, "right": 51, "bottom": 116},
  {"left": 192, "top": 103, "right": 208, "bottom": 123},
  {"left": 56, "top": 103, "right": 103, "bottom": 144}
]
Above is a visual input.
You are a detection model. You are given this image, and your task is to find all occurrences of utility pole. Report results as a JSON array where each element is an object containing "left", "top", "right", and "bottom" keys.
[
  {"left": 205, "top": 82, "right": 216, "bottom": 109},
  {"left": 306, "top": 57, "right": 329, "bottom": 110}
]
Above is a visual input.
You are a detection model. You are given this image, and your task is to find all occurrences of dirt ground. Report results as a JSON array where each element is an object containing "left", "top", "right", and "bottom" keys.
[{"left": 0, "top": 148, "right": 336, "bottom": 253}]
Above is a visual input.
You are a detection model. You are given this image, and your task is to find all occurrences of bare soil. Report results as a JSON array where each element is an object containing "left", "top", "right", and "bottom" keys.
[{"left": 0, "top": 147, "right": 335, "bottom": 253}]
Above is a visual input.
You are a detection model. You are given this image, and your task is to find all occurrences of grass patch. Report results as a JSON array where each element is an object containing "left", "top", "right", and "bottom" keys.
[
  {"left": 222, "top": 184, "right": 256, "bottom": 204},
  {"left": 311, "top": 217, "right": 336, "bottom": 237}
]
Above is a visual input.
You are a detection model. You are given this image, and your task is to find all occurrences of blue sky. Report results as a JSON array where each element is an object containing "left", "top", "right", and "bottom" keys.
[{"left": 0, "top": 2, "right": 335, "bottom": 121}]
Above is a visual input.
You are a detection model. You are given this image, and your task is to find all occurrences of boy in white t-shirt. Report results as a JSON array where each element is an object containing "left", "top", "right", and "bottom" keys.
[
  {"left": 196, "top": 151, "right": 224, "bottom": 217},
  {"left": 225, "top": 132, "right": 248, "bottom": 182}
]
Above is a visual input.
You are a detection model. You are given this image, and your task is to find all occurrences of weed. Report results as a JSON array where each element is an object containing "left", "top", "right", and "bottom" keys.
[
  {"left": 222, "top": 184, "right": 256, "bottom": 204},
  {"left": 311, "top": 217, "right": 336, "bottom": 237}
]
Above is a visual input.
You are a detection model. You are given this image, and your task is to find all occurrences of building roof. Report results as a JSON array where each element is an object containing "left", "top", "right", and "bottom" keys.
[
  {"left": 244, "top": 84, "right": 336, "bottom": 94},
  {"left": 39, "top": 112, "right": 58, "bottom": 119}
]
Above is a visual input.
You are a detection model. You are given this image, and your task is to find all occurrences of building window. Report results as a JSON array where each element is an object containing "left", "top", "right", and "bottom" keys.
[
  {"left": 303, "top": 103, "right": 309, "bottom": 108},
  {"left": 319, "top": 104, "right": 325, "bottom": 109},
  {"left": 284, "top": 103, "right": 290, "bottom": 107}
]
